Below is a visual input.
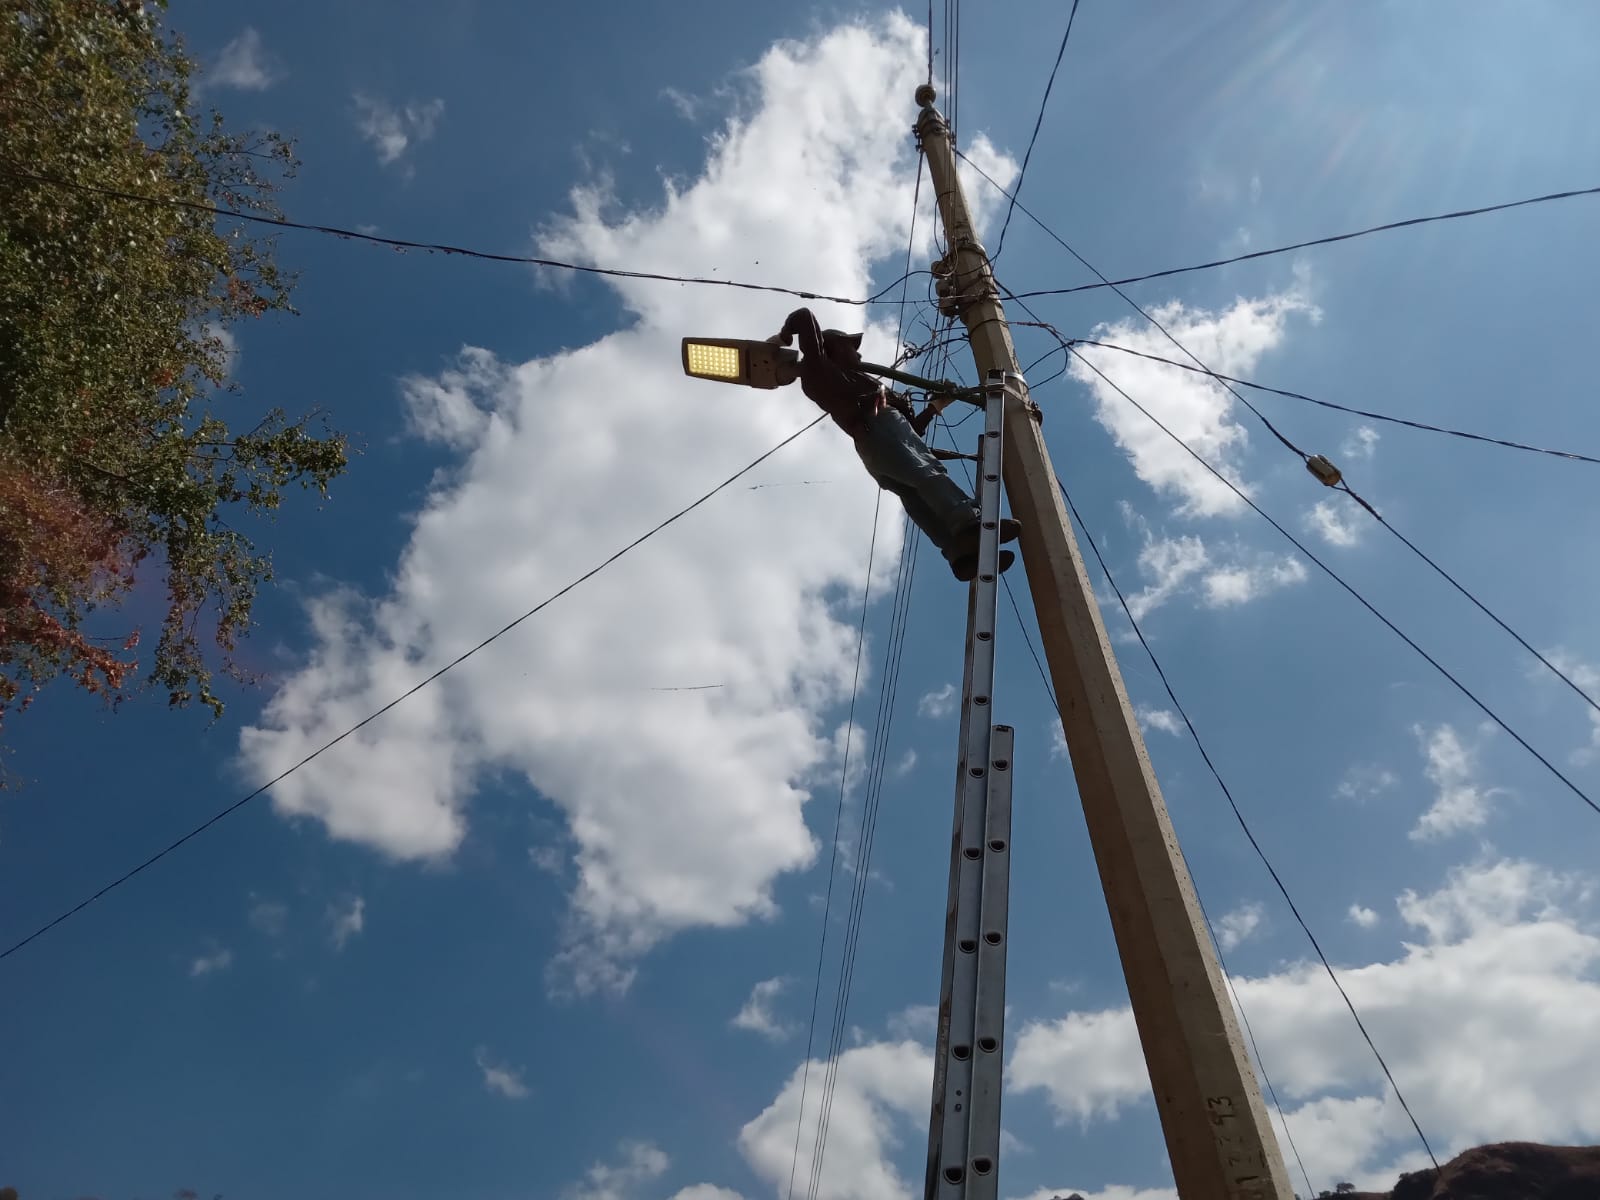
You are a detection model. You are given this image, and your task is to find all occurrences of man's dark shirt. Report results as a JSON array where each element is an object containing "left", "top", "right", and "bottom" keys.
[{"left": 780, "top": 308, "right": 885, "bottom": 439}]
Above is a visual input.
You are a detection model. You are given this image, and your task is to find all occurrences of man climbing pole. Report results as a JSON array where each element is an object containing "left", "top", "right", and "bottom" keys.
[{"left": 775, "top": 308, "right": 1019, "bottom": 581}]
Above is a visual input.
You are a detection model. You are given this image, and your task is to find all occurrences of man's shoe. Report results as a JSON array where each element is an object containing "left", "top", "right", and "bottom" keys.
[
  {"left": 954, "top": 518, "right": 1020, "bottom": 554},
  {"left": 951, "top": 549, "right": 1016, "bottom": 582}
]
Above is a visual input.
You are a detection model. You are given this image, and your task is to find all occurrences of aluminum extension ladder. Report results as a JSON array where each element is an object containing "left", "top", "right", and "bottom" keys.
[{"left": 922, "top": 370, "right": 1019, "bottom": 1200}]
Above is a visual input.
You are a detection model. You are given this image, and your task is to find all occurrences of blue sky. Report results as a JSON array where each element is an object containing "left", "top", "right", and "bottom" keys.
[{"left": 6, "top": 3, "right": 1600, "bottom": 1199}]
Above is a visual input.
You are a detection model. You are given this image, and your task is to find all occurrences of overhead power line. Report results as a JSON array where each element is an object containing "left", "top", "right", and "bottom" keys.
[
  {"left": 941, "top": 390, "right": 1315, "bottom": 1190},
  {"left": 0, "top": 166, "right": 921, "bottom": 309},
  {"left": 1056, "top": 476, "right": 1439, "bottom": 1176},
  {"left": 19, "top": 164, "right": 1600, "bottom": 312},
  {"left": 946, "top": 152, "right": 1600, "bottom": 300},
  {"left": 992, "top": 0, "right": 1083, "bottom": 261},
  {"left": 962, "top": 155, "right": 1600, "bottom": 736},
  {"left": 807, "top": 518, "right": 921, "bottom": 1200},
  {"left": 896, "top": 152, "right": 929, "bottom": 350},
  {"left": 1062, "top": 346, "right": 1600, "bottom": 822},
  {"left": 0, "top": 415, "right": 828, "bottom": 964},
  {"left": 786, "top": 489, "right": 884, "bottom": 1200},
  {"left": 796, "top": 166, "right": 932, "bottom": 1200},
  {"left": 1067, "top": 341, "right": 1600, "bottom": 466}
]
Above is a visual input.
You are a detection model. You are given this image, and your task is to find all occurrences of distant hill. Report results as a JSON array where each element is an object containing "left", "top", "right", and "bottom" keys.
[{"left": 1321, "top": 1142, "right": 1600, "bottom": 1200}]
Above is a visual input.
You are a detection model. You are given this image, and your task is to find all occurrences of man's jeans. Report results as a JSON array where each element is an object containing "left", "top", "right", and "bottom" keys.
[{"left": 853, "top": 408, "right": 980, "bottom": 561}]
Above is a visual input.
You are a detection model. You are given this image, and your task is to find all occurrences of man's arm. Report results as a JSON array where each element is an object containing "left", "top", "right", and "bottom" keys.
[
  {"left": 910, "top": 393, "right": 956, "bottom": 437},
  {"left": 779, "top": 308, "right": 824, "bottom": 360}
]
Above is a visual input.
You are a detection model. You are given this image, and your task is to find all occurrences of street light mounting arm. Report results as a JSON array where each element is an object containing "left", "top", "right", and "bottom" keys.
[{"left": 856, "top": 361, "right": 983, "bottom": 402}]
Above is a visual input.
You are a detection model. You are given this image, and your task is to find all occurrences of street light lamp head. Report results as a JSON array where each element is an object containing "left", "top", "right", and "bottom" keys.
[{"left": 681, "top": 337, "right": 800, "bottom": 390}]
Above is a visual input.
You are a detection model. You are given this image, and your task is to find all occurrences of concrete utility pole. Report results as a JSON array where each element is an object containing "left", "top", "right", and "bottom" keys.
[{"left": 912, "top": 85, "right": 1294, "bottom": 1200}]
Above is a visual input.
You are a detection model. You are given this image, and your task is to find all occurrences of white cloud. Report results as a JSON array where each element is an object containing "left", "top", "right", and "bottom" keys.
[
  {"left": 530, "top": 844, "right": 565, "bottom": 875},
  {"left": 738, "top": 1040, "right": 930, "bottom": 1200},
  {"left": 1341, "top": 425, "right": 1380, "bottom": 460},
  {"left": 1347, "top": 904, "right": 1379, "bottom": 929},
  {"left": 189, "top": 944, "right": 233, "bottom": 977},
  {"left": 885, "top": 1003, "right": 937, "bottom": 1041},
  {"left": 1394, "top": 857, "right": 1574, "bottom": 943},
  {"left": 730, "top": 1032, "right": 1166, "bottom": 1200},
  {"left": 327, "top": 895, "right": 365, "bottom": 950},
  {"left": 1069, "top": 291, "right": 1317, "bottom": 518},
  {"left": 1136, "top": 708, "right": 1183, "bottom": 737},
  {"left": 669, "top": 1188, "right": 744, "bottom": 1200},
  {"left": 566, "top": 1141, "right": 669, "bottom": 1200},
  {"left": 352, "top": 94, "right": 445, "bottom": 168},
  {"left": 732, "top": 976, "right": 794, "bottom": 1041},
  {"left": 1011, "top": 1005, "right": 1150, "bottom": 1124},
  {"left": 248, "top": 896, "right": 287, "bottom": 937},
  {"left": 1048, "top": 721, "right": 1070, "bottom": 760},
  {"left": 918, "top": 683, "right": 957, "bottom": 719},
  {"left": 1201, "top": 554, "right": 1307, "bottom": 607},
  {"left": 401, "top": 346, "right": 505, "bottom": 450},
  {"left": 892, "top": 748, "right": 918, "bottom": 777},
  {"left": 1335, "top": 764, "right": 1398, "bottom": 803},
  {"left": 1217, "top": 902, "right": 1264, "bottom": 952},
  {"left": 210, "top": 28, "right": 279, "bottom": 91},
  {"left": 1123, "top": 532, "right": 1303, "bottom": 620},
  {"left": 1543, "top": 651, "right": 1600, "bottom": 764},
  {"left": 1305, "top": 499, "right": 1361, "bottom": 547},
  {"left": 1126, "top": 535, "right": 1209, "bottom": 620},
  {"left": 474, "top": 1046, "right": 530, "bottom": 1100},
  {"left": 1010, "top": 857, "right": 1600, "bottom": 1190},
  {"left": 238, "top": 16, "right": 1011, "bottom": 996},
  {"left": 661, "top": 85, "right": 723, "bottom": 124},
  {"left": 1410, "top": 723, "right": 1502, "bottom": 841}
]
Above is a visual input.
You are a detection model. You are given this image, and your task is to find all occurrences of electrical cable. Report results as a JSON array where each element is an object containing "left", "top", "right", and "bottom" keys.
[
  {"left": 960, "top": 151, "right": 1312, "bottom": 462},
  {"left": 0, "top": 166, "right": 927, "bottom": 309},
  {"left": 1062, "top": 346, "right": 1600, "bottom": 820},
  {"left": 800, "top": 164, "right": 935, "bottom": 1198},
  {"left": 992, "top": 0, "right": 1083, "bottom": 262},
  {"left": 0, "top": 415, "right": 829, "bottom": 964},
  {"left": 1194, "top": 889, "right": 1320, "bottom": 1200},
  {"left": 1056, "top": 475, "right": 1439, "bottom": 1175},
  {"left": 1076, "top": 331, "right": 1600, "bottom": 724},
  {"left": 1051, "top": 349, "right": 1600, "bottom": 735},
  {"left": 786, "top": 489, "right": 884, "bottom": 1200},
  {"left": 1334, "top": 483, "right": 1600, "bottom": 721},
  {"left": 807, "top": 519, "right": 923, "bottom": 1200},
  {"left": 950, "top": 0, "right": 961, "bottom": 145},
  {"left": 895, "top": 151, "right": 929, "bottom": 357},
  {"left": 963, "top": 153, "right": 1600, "bottom": 731},
  {"left": 48, "top": 156, "right": 1594, "bottom": 312},
  {"left": 930, "top": 357, "right": 1314, "bottom": 1191},
  {"left": 954, "top": 160, "right": 1600, "bottom": 301},
  {"left": 1065, "top": 341, "right": 1600, "bottom": 466}
]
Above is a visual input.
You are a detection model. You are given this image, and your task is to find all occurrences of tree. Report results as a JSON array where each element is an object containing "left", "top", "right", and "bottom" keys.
[{"left": 0, "top": 0, "right": 347, "bottom": 744}]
